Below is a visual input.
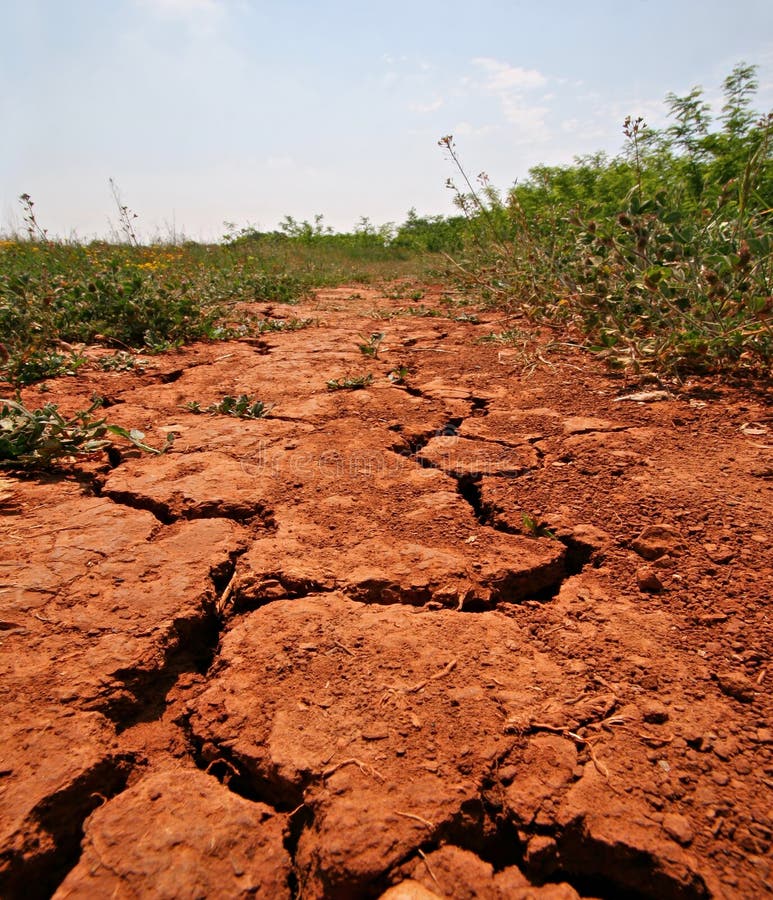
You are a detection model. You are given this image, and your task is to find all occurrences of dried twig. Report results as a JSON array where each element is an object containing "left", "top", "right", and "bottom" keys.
[
  {"left": 636, "top": 731, "right": 674, "bottom": 747},
  {"left": 395, "top": 811, "right": 435, "bottom": 829},
  {"left": 323, "top": 758, "right": 385, "bottom": 783},
  {"left": 405, "top": 658, "right": 458, "bottom": 694},
  {"left": 215, "top": 570, "right": 239, "bottom": 614},
  {"left": 418, "top": 848, "right": 442, "bottom": 893}
]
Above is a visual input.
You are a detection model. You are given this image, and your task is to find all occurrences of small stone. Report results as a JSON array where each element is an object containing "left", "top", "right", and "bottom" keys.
[
  {"left": 569, "top": 523, "right": 609, "bottom": 552},
  {"left": 636, "top": 567, "right": 664, "bottom": 593},
  {"left": 641, "top": 700, "right": 669, "bottom": 724},
  {"left": 714, "top": 671, "right": 756, "bottom": 703},
  {"left": 696, "top": 613, "right": 728, "bottom": 625},
  {"left": 361, "top": 725, "right": 390, "bottom": 740},
  {"left": 755, "top": 728, "right": 773, "bottom": 744},
  {"left": 663, "top": 812, "right": 694, "bottom": 846},
  {"left": 632, "top": 524, "right": 683, "bottom": 560},
  {"left": 712, "top": 739, "right": 737, "bottom": 761},
  {"left": 499, "top": 765, "right": 517, "bottom": 785},
  {"left": 703, "top": 543, "right": 735, "bottom": 564}
]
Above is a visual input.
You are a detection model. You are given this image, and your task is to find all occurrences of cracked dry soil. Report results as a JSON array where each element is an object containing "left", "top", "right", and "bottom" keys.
[{"left": 1, "top": 283, "right": 772, "bottom": 899}]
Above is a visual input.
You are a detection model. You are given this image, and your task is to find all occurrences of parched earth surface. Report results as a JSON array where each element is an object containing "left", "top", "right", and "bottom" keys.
[{"left": 1, "top": 283, "right": 772, "bottom": 899}]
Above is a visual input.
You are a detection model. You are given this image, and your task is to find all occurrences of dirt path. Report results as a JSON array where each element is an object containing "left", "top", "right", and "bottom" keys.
[{"left": 1, "top": 283, "right": 771, "bottom": 898}]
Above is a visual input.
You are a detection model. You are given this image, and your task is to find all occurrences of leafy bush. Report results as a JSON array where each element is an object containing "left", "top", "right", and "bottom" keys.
[
  {"left": 0, "top": 397, "right": 170, "bottom": 466},
  {"left": 441, "top": 63, "right": 773, "bottom": 376}
]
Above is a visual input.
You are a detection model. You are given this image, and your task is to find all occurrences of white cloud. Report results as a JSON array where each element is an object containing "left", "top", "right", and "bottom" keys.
[
  {"left": 472, "top": 57, "right": 547, "bottom": 92},
  {"left": 467, "top": 57, "right": 551, "bottom": 139},
  {"left": 410, "top": 97, "right": 444, "bottom": 113},
  {"left": 453, "top": 121, "right": 499, "bottom": 138},
  {"left": 138, "top": 0, "right": 222, "bottom": 15},
  {"left": 498, "top": 98, "right": 550, "bottom": 137},
  {"left": 134, "top": 0, "right": 227, "bottom": 34}
]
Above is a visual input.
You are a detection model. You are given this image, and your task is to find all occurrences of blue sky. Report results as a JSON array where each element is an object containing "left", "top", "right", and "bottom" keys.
[{"left": 3, "top": 0, "right": 772, "bottom": 240}]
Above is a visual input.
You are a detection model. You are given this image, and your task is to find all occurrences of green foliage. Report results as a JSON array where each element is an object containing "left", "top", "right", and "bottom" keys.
[
  {"left": 98, "top": 351, "right": 145, "bottom": 372},
  {"left": 3, "top": 350, "right": 88, "bottom": 386},
  {"left": 326, "top": 373, "right": 373, "bottom": 391},
  {"left": 0, "top": 212, "right": 443, "bottom": 387},
  {"left": 0, "top": 397, "right": 170, "bottom": 466},
  {"left": 392, "top": 209, "right": 467, "bottom": 253},
  {"left": 441, "top": 63, "right": 773, "bottom": 375},
  {"left": 387, "top": 365, "right": 409, "bottom": 384},
  {"left": 185, "top": 394, "right": 272, "bottom": 419},
  {"left": 358, "top": 332, "right": 384, "bottom": 358}
]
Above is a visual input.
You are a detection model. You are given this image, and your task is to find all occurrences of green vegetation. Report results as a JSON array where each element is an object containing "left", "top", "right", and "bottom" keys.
[
  {"left": 358, "top": 332, "right": 385, "bottom": 358},
  {"left": 326, "top": 373, "right": 374, "bottom": 391},
  {"left": 2, "top": 62, "right": 770, "bottom": 386},
  {"left": 185, "top": 394, "right": 272, "bottom": 419},
  {"left": 0, "top": 214, "right": 449, "bottom": 388},
  {"left": 440, "top": 63, "right": 772, "bottom": 375},
  {"left": 98, "top": 351, "right": 146, "bottom": 372},
  {"left": 0, "top": 397, "right": 170, "bottom": 466}
]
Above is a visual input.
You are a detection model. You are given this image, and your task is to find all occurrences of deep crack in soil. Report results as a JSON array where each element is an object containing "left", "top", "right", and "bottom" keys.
[{"left": 1, "top": 283, "right": 771, "bottom": 898}]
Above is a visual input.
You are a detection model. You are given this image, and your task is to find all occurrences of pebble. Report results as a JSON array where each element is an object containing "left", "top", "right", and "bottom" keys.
[
  {"left": 641, "top": 700, "right": 669, "bottom": 724},
  {"left": 632, "top": 524, "right": 683, "bottom": 561},
  {"left": 663, "top": 812, "right": 695, "bottom": 845},
  {"left": 713, "top": 739, "right": 737, "bottom": 761},
  {"left": 636, "top": 567, "right": 664, "bottom": 593},
  {"left": 714, "top": 671, "right": 756, "bottom": 703},
  {"left": 361, "top": 725, "right": 390, "bottom": 741}
]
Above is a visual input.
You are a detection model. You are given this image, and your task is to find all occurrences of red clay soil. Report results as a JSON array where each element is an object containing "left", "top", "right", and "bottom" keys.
[{"left": 1, "top": 283, "right": 771, "bottom": 899}]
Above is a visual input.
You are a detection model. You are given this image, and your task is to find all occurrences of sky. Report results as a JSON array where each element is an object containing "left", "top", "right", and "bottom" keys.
[{"left": 2, "top": 0, "right": 773, "bottom": 241}]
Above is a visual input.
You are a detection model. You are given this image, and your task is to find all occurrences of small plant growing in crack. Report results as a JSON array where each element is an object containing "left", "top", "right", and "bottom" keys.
[
  {"left": 326, "top": 373, "right": 373, "bottom": 391},
  {"left": 0, "top": 396, "right": 171, "bottom": 466},
  {"left": 369, "top": 308, "right": 399, "bottom": 321},
  {"left": 387, "top": 365, "right": 410, "bottom": 384},
  {"left": 521, "top": 512, "right": 557, "bottom": 539},
  {"left": 185, "top": 394, "right": 273, "bottom": 419},
  {"left": 358, "top": 332, "right": 384, "bottom": 358},
  {"left": 406, "top": 305, "right": 443, "bottom": 318},
  {"left": 98, "top": 351, "right": 146, "bottom": 372}
]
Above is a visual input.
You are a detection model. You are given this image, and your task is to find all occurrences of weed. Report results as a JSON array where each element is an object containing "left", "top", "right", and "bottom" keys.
[
  {"left": 369, "top": 308, "right": 399, "bottom": 320},
  {"left": 109, "top": 179, "right": 140, "bottom": 246},
  {"left": 387, "top": 366, "right": 410, "bottom": 384},
  {"left": 521, "top": 513, "right": 557, "bottom": 539},
  {"left": 440, "top": 63, "right": 773, "bottom": 376},
  {"left": 1, "top": 350, "right": 88, "bottom": 386},
  {"left": 98, "top": 351, "right": 145, "bottom": 372},
  {"left": 358, "top": 332, "right": 384, "bottom": 358},
  {"left": 18, "top": 193, "right": 49, "bottom": 243},
  {"left": 480, "top": 328, "right": 529, "bottom": 345},
  {"left": 0, "top": 396, "right": 171, "bottom": 466},
  {"left": 326, "top": 374, "right": 374, "bottom": 391},
  {"left": 212, "top": 316, "right": 316, "bottom": 340},
  {"left": 255, "top": 317, "right": 315, "bottom": 333},
  {"left": 185, "top": 394, "right": 272, "bottom": 419},
  {"left": 406, "top": 305, "right": 444, "bottom": 318}
]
